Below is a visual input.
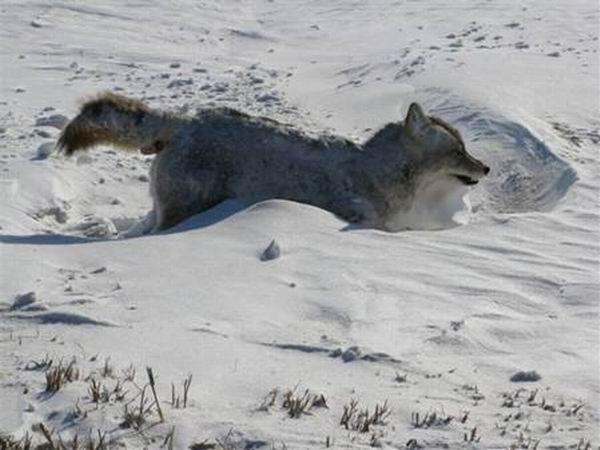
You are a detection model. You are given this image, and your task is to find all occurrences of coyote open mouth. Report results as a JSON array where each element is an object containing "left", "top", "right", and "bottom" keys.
[{"left": 454, "top": 175, "right": 479, "bottom": 186}]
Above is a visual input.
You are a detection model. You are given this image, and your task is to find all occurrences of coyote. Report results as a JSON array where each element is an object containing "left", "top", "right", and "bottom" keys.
[{"left": 58, "top": 92, "right": 489, "bottom": 233}]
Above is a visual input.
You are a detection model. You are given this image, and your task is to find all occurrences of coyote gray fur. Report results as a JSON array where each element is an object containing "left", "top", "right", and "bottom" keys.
[{"left": 58, "top": 92, "right": 489, "bottom": 233}]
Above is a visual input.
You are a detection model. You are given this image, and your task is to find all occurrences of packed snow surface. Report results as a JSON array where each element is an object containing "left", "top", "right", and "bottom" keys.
[{"left": 0, "top": 1, "right": 598, "bottom": 448}]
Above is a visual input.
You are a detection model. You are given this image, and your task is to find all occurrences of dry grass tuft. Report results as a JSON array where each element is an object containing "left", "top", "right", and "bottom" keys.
[
  {"left": 88, "top": 378, "right": 103, "bottom": 403},
  {"left": 574, "top": 439, "right": 592, "bottom": 450},
  {"left": 506, "top": 433, "right": 540, "bottom": 450},
  {"left": 282, "top": 389, "right": 312, "bottom": 418},
  {"left": 25, "top": 354, "right": 53, "bottom": 371},
  {"left": 88, "top": 378, "right": 126, "bottom": 404},
  {"left": 340, "top": 399, "right": 391, "bottom": 433},
  {"left": 257, "top": 387, "right": 327, "bottom": 418},
  {"left": 282, "top": 388, "right": 328, "bottom": 418},
  {"left": 0, "top": 431, "right": 32, "bottom": 450},
  {"left": 171, "top": 374, "right": 192, "bottom": 409},
  {"left": 28, "top": 423, "right": 109, "bottom": 450},
  {"left": 256, "top": 388, "right": 279, "bottom": 412},
  {"left": 393, "top": 372, "right": 407, "bottom": 383},
  {"left": 120, "top": 385, "right": 152, "bottom": 430},
  {"left": 405, "top": 438, "right": 420, "bottom": 449},
  {"left": 45, "top": 360, "right": 79, "bottom": 393},
  {"left": 145, "top": 367, "right": 164, "bottom": 422},
  {"left": 121, "top": 364, "right": 136, "bottom": 382},
  {"left": 100, "top": 358, "right": 114, "bottom": 378},
  {"left": 463, "top": 426, "right": 481, "bottom": 443},
  {"left": 410, "top": 409, "right": 453, "bottom": 429}
]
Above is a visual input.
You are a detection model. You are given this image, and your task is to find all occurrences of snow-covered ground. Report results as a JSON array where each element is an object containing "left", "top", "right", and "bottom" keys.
[{"left": 1, "top": 1, "right": 598, "bottom": 448}]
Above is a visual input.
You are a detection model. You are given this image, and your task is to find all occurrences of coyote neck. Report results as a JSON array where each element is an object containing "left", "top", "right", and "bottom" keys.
[{"left": 125, "top": 112, "right": 181, "bottom": 147}]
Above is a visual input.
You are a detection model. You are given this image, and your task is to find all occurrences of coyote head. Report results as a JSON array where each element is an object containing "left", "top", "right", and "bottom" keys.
[{"left": 403, "top": 103, "right": 490, "bottom": 186}]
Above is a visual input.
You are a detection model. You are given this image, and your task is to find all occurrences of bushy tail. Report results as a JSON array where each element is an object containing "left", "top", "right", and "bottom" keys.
[{"left": 57, "top": 92, "right": 172, "bottom": 156}]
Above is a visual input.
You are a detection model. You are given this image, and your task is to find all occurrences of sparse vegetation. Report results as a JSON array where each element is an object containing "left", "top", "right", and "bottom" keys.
[
  {"left": 256, "top": 387, "right": 327, "bottom": 418},
  {"left": 14, "top": 350, "right": 594, "bottom": 450},
  {"left": 311, "top": 393, "right": 328, "bottom": 409},
  {"left": 463, "top": 426, "right": 481, "bottom": 444},
  {"left": 146, "top": 367, "right": 164, "bottom": 422},
  {"left": 2, "top": 426, "right": 111, "bottom": 450},
  {"left": 257, "top": 388, "right": 279, "bottom": 412},
  {"left": 506, "top": 432, "right": 540, "bottom": 450},
  {"left": 282, "top": 389, "right": 312, "bottom": 418},
  {"left": 171, "top": 374, "right": 192, "bottom": 409},
  {"left": 88, "top": 378, "right": 126, "bottom": 404},
  {"left": 461, "top": 383, "right": 485, "bottom": 402},
  {"left": 405, "top": 438, "right": 420, "bottom": 449},
  {"left": 100, "top": 358, "right": 114, "bottom": 378},
  {"left": 0, "top": 431, "right": 32, "bottom": 450},
  {"left": 281, "top": 388, "right": 327, "bottom": 418},
  {"left": 394, "top": 372, "right": 407, "bottom": 383},
  {"left": 574, "top": 439, "right": 592, "bottom": 450},
  {"left": 161, "top": 426, "right": 176, "bottom": 450},
  {"left": 340, "top": 399, "right": 391, "bottom": 433},
  {"left": 2, "top": 423, "right": 111, "bottom": 450},
  {"left": 25, "top": 354, "right": 53, "bottom": 371},
  {"left": 120, "top": 385, "right": 152, "bottom": 430},
  {"left": 121, "top": 364, "right": 136, "bottom": 382},
  {"left": 88, "top": 378, "right": 103, "bottom": 403},
  {"left": 410, "top": 409, "right": 453, "bottom": 429},
  {"left": 45, "top": 360, "right": 79, "bottom": 393},
  {"left": 566, "top": 402, "right": 584, "bottom": 417},
  {"left": 25, "top": 356, "right": 198, "bottom": 445},
  {"left": 369, "top": 432, "right": 383, "bottom": 447},
  {"left": 527, "top": 389, "right": 537, "bottom": 404}
]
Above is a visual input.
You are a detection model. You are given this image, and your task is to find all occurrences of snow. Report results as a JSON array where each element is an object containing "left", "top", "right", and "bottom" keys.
[{"left": 0, "top": 0, "right": 598, "bottom": 448}]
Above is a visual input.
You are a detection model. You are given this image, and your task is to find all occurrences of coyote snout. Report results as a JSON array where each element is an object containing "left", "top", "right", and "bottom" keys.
[
  {"left": 58, "top": 92, "right": 489, "bottom": 233},
  {"left": 447, "top": 144, "right": 490, "bottom": 186},
  {"left": 447, "top": 149, "right": 490, "bottom": 186}
]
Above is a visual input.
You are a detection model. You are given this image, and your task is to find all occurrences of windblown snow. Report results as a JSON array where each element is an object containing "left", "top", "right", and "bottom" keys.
[{"left": 0, "top": 1, "right": 598, "bottom": 449}]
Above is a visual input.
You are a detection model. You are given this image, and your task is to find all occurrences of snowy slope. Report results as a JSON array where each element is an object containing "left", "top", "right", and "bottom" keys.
[{"left": 0, "top": 1, "right": 598, "bottom": 449}]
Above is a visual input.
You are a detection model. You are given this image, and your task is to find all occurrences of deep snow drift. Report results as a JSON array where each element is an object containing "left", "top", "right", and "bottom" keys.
[{"left": 1, "top": 1, "right": 598, "bottom": 449}]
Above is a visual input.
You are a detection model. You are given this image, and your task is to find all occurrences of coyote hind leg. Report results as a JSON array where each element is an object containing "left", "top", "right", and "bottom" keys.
[{"left": 153, "top": 201, "right": 192, "bottom": 232}]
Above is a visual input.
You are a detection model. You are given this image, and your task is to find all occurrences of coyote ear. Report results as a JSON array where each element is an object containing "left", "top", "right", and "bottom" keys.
[{"left": 405, "top": 102, "right": 430, "bottom": 137}]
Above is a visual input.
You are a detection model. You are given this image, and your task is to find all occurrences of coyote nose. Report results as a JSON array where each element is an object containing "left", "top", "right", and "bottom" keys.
[{"left": 483, "top": 165, "right": 490, "bottom": 175}]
